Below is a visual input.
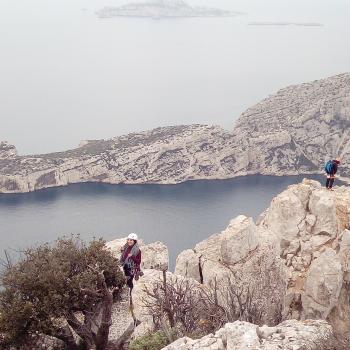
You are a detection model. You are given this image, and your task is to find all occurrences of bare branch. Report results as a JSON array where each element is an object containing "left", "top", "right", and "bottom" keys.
[{"left": 81, "top": 288, "right": 103, "bottom": 298}]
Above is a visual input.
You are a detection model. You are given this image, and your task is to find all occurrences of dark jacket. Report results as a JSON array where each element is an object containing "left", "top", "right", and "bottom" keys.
[
  {"left": 120, "top": 243, "right": 142, "bottom": 272},
  {"left": 330, "top": 160, "right": 340, "bottom": 175}
]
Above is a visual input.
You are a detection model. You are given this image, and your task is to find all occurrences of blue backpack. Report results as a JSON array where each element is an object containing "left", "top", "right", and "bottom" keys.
[{"left": 325, "top": 160, "right": 334, "bottom": 174}]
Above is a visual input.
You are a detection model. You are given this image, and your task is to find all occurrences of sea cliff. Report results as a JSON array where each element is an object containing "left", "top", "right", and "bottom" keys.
[{"left": 1, "top": 73, "right": 350, "bottom": 193}]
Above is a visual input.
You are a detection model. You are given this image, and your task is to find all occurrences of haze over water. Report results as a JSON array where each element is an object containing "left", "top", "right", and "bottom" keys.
[{"left": 1, "top": 0, "right": 349, "bottom": 154}]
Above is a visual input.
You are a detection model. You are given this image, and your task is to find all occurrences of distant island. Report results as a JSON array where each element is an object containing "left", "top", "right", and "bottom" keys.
[
  {"left": 249, "top": 22, "right": 323, "bottom": 27},
  {"left": 96, "top": 0, "right": 240, "bottom": 19}
]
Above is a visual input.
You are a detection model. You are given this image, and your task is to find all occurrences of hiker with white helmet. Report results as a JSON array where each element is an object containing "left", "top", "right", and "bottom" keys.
[{"left": 120, "top": 233, "right": 142, "bottom": 291}]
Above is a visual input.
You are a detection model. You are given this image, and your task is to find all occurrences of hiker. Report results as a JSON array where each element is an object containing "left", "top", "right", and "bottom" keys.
[
  {"left": 120, "top": 233, "right": 142, "bottom": 291},
  {"left": 325, "top": 158, "right": 341, "bottom": 190}
]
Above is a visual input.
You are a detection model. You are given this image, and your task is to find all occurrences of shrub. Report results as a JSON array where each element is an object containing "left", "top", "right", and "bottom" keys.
[
  {"left": 129, "top": 330, "right": 171, "bottom": 350},
  {"left": 0, "top": 236, "right": 125, "bottom": 350}
]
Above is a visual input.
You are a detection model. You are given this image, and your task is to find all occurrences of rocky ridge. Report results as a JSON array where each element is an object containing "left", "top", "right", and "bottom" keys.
[
  {"left": 175, "top": 179, "right": 350, "bottom": 341},
  {"left": 109, "top": 180, "right": 350, "bottom": 349},
  {"left": 1, "top": 72, "right": 350, "bottom": 193}
]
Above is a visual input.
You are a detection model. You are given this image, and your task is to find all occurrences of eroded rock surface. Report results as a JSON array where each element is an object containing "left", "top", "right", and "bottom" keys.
[
  {"left": 162, "top": 319, "right": 344, "bottom": 350},
  {"left": 175, "top": 180, "right": 350, "bottom": 339},
  {"left": 175, "top": 215, "right": 287, "bottom": 325}
]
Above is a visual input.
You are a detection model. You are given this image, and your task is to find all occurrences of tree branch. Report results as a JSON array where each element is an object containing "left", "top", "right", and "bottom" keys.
[
  {"left": 48, "top": 326, "right": 80, "bottom": 350},
  {"left": 66, "top": 311, "right": 94, "bottom": 348},
  {"left": 81, "top": 288, "right": 103, "bottom": 298}
]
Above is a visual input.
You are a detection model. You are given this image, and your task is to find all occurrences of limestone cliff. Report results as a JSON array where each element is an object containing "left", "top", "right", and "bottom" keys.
[
  {"left": 175, "top": 179, "right": 350, "bottom": 341},
  {"left": 1, "top": 73, "right": 350, "bottom": 193},
  {"left": 107, "top": 184, "right": 350, "bottom": 348}
]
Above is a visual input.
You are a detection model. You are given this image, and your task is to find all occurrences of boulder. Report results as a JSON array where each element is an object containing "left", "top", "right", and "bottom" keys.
[
  {"left": 220, "top": 216, "right": 259, "bottom": 265},
  {"left": 309, "top": 189, "right": 339, "bottom": 237},
  {"left": 263, "top": 187, "right": 307, "bottom": 245},
  {"left": 175, "top": 249, "right": 201, "bottom": 282}
]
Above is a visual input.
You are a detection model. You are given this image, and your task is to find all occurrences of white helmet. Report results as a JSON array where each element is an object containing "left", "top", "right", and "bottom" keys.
[{"left": 127, "top": 233, "right": 138, "bottom": 241}]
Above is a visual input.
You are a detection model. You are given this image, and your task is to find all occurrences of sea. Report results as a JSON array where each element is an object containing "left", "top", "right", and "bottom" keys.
[{"left": 0, "top": 175, "right": 328, "bottom": 269}]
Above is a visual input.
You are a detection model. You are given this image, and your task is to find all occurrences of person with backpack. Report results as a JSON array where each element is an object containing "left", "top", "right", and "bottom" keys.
[
  {"left": 325, "top": 158, "right": 341, "bottom": 190},
  {"left": 120, "top": 233, "right": 142, "bottom": 291}
]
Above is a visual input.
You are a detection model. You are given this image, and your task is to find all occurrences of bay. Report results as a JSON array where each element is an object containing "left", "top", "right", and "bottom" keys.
[{"left": 0, "top": 175, "right": 326, "bottom": 269}]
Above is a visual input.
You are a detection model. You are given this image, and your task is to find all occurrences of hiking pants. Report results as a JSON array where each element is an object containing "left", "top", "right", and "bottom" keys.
[
  {"left": 123, "top": 265, "right": 134, "bottom": 290},
  {"left": 326, "top": 175, "right": 335, "bottom": 189}
]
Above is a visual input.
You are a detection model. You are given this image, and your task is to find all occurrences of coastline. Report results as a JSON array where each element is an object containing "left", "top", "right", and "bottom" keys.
[{"left": 1, "top": 72, "right": 350, "bottom": 194}]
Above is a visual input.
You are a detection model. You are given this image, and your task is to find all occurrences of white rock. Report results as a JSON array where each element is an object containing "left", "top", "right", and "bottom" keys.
[
  {"left": 220, "top": 216, "right": 259, "bottom": 265},
  {"left": 309, "top": 190, "right": 339, "bottom": 237},
  {"left": 263, "top": 190, "right": 306, "bottom": 245},
  {"left": 302, "top": 248, "right": 343, "bottom": 319},
  {"left": 162, "top": 319, "right": 340, "bottom": 350},
  {"left": 175, "top": 249, "right": 201, "bottom": 282}
]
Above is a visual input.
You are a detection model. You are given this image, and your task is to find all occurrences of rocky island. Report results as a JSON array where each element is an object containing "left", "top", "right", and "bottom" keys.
[
  {"left": 95, "top": 0, "right": 238, "bottom": 19},
  {"left": 1, "top": 72, "right": 350, "bottom": 193}
]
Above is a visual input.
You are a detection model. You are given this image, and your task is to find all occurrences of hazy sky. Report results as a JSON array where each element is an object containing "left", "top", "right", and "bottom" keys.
[{"left": 1, "top": 0, "right": 349, "bottom": 154}]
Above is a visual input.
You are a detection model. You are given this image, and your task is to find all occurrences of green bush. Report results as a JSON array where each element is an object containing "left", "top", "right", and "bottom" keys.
[
  {"left": 0, "top": 236, "right": 125, "bottom": 349},
  {"left": 129, "top": 330, "right": 173, "bottom": 350}
]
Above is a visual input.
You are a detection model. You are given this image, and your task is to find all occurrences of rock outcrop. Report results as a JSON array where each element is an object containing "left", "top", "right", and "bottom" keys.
[
  {"left": 175, "top": 180, "right": 350, "bottom": 340},
  {"left": 175, "top": 215, "right": 287, "bottom": 325},
  {"left": 1, "top": 73, "right": 350, "bottom": 193},
  {"left": 0, "top": 141, "right": 17, "bottom": 159},
  {"left": 162, "top": 319, "right": 345, "bottom": 350}
]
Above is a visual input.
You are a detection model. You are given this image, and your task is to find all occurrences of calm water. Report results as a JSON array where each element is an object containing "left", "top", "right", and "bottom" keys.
[
  {"left": 0, "top": 175, "right": 326, "bottom": 268},
  {"left": 1, "top": 0, "right": 349, "bottom": 154}
]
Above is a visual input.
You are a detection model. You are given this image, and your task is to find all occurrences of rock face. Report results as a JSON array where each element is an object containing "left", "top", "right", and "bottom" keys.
[
  {"left": 1, "top": 73, "right": 350, "bottom": 193},
  {"left": 175, "top": 180, "right": 350, "bottom": 339},
  {"left": 0, "top": 124, "right": 234, "bottom": 193},
  {"left": 162, "top": 319, "right": 344, "bottom": 350},
  {"left": 235, "top": 73, "right": 350, "bottom": 177},
  {"left": 175, "top": 215, "right": 287, "bottom": 325}
]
